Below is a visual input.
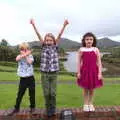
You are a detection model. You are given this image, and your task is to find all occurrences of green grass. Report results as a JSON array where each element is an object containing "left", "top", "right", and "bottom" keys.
[
  {"left": 0, "top": 72, "right": 40, "bottom": 81},
  {"left": 0, "top": 72, "right": 75, "bottom": 81},
  {"left": 104, "top": 77, "right": 120, "bottom": 81},
  {"left": 0, "top": 65, "right": 16, "bottom": 71},
  {"left": 0, "top": 72, "right": 18, "bottom": 81},
  {"left": 0, "top": 84, "right": 120, "bottom": 109},
  {"left": 0, "top": 71, "right": 119, "bottom": 81},
  {"left": 0, "top": 61, "right": 119, "bottom": 81}
]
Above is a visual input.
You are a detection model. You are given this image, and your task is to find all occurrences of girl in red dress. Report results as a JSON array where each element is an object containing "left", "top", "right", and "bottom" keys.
[{"left": 77, "top": 32, "right": 103, "bottom": 112}]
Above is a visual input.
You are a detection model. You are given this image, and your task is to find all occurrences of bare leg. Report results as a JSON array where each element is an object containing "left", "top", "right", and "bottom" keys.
[
  {"left": 83, "top": 89, "right": 89, "bottom": 105},
  {"left": 88, "top": 89, "right": 95, "bottom": 111},
  {"left": 88, "top": 89, "right": 94, "bottom": 105}
]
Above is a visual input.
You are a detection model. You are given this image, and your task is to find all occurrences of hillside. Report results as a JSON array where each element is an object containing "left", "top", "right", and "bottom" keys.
[
  {"left": 58, "top": 38, "right": 80, "bottom": 50},
  {"left": 26, "top": 37, "right": 120, "bottom": 50},
  {"left": 97, "top": 37, "right": 120, "bottom": 48},
  {"left": 28, "top": 38, "right": 81, "bottom": 50}
]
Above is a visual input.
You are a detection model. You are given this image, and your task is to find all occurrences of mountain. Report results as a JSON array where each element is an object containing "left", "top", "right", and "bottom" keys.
[
  {"left": 59, "top": 38, "right": 81, "bottom": 50},
  {"left": 28, "top": 41, "right": 41, "bottom": 49},
  {"left": 97, "top": 37, "right": 120, "bottom": 48},
  {"left": 28, "top": 38, "right": 81, "bottom": 50},
  {"left": 27, "top": 37, "right": 120, "bottom": 50}
]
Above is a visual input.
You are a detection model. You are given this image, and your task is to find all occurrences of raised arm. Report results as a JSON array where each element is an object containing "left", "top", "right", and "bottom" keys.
[
  {"left": 56, "top": 20, "right": 69, "bottom": 43},
  {"left": 96, "top": 48, "right": 103, "bottom": 80},
  {"left": 30, "top": 19, "right": 43, "bottom": 43}
]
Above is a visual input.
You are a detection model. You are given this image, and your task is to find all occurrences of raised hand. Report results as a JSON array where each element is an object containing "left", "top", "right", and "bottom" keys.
[
  {"left": 30, "top": 19, "right": 35, "bottom": 25},
  {"left": 30, "top": 18, "right": 43, "bottom": 43},
  {"left": 64, "top": 19, "right": 69, "bottom": 26}
]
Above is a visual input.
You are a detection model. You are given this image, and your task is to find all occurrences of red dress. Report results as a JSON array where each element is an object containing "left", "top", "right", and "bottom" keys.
[{"left": 77, "top": 47, "right": 103, "bottom": 89}]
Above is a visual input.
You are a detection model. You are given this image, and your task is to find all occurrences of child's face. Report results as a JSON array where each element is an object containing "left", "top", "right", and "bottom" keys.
[
  {"left": 84, "top": 36, "right": 94, "bottom": 47},
  {"left": 20, "top": 48, "right": 28, "bottom": 54},
  {"left": 44, "top": 36, "right": 54, "bottom": 45}
]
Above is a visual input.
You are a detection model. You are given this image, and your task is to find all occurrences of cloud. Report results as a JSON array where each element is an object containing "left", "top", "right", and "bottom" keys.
[{"left": 0, "top": 0, "right": 120, "bottom": 45}]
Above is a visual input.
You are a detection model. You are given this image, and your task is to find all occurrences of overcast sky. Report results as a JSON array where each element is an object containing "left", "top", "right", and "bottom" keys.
[{"left": 0, "top": 0, "right": 120, "bottom": 45}]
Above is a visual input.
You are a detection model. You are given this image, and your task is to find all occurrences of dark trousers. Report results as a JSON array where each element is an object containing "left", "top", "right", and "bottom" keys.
[{"left": 15, "top": 76, "right": 35, "bottom": 109}]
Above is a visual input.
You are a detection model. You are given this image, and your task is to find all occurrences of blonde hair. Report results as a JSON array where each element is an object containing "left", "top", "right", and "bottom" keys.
[{"left": 19, "top": 42, "right": 30, "bottom": 50}]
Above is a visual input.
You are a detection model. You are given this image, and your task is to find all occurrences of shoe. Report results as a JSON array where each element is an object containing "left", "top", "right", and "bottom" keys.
[
  {"left": 89, "top": 104, "right": 95, "bottom": 111},
  {"left": 83, "top": 105, "right": 89, "bottom": 112},
  {"left": 47, "top": 108, "right": 56, "bottom": 117},
  {"left": 30, "top": 108, "right": 35, "bottom": 113},
  {"left": 8, "top": 108, "right": 19, "bottom": 116}
]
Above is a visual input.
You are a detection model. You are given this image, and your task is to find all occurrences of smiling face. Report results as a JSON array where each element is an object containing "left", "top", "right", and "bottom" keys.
[
  {"left": 84, "top": 36, "right": 94, "bottom": 48},
  {"left": 45, "top": 36, "right": 54, "bottom": 45},
  {"left": 44, "top": 33, "right": 56, "bottom": 45}
]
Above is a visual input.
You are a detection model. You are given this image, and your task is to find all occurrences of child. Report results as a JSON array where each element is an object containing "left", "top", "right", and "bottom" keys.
[
  {"left": 77, "top": 32, "right": 103, "bottom": 112},
  {"left": 10, "top": 42, "right": 35, "bottom": 115},
  {"left": 30, "top": 19, "right": 69, "bottom": 117}
]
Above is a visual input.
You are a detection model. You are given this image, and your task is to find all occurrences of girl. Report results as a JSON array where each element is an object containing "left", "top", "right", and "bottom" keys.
[
  {"left": 77, "top": 32, "right": 103, "bottom": 112},
  {"left": 30, "top": 19, "right": 69, "bottom": 117},
  {"left": 10, "top": 43, "right": 35, "bottom": 115}
]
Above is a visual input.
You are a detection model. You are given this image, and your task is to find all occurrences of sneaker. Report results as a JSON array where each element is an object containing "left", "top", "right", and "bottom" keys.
[
  {"left": 8, "top": 108, "right": 19, "bottom": 116},
  {"left": 83, "top": 105, "right": 89, "bottom": 112},
  {"left": 89, "top": 104, "right": 95, "bottom": 111},
  {"left": 47, "top": 108, "right": 56, "bottom": 117}
]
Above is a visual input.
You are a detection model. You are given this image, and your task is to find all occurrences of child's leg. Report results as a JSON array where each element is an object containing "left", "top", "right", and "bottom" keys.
[
  {"left": 83, "top": 89, "right": 89, "bottom": 111},
  {"left": 88, "top": 89, "right": 95, "bottom": 111},
  {"left": 49, "top": 72, "right": 57, "bottom": 112},
  {"left": 88, "top": 89, "right": 94, "bottom": 105},
  {"left": 28, "top": 76, "right": 35, "bottom": 109},
  {"left": 41, "top": 72, "right": 51, "bottom": 111},
  {"left": 83, "top": 89, "right": 89, "bottom": 105},
  {"left": 15, "top": 78, "right": 27, "bottom": 110}
]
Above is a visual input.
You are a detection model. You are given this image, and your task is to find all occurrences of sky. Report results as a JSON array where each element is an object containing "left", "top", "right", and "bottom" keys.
[{"left": 0, "top": 0, "right": 120, "bottom": 45}]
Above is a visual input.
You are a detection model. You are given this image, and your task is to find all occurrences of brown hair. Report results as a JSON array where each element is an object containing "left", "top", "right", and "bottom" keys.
[
  {"left": 82, "top": 32, "right": 97, "bottom": 47},
  {"left": 44, "top": 33, "right": 56, "bottom": 45}
]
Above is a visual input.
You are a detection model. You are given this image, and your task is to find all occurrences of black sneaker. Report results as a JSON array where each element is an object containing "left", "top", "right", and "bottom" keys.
[{"left": 8, "top": 108, "right": 19, "bottom": 116}]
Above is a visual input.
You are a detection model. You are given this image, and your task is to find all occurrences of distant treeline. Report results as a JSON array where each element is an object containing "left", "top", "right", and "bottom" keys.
[
  {"left": 0, "top": 39, "right": 66, "bottom": 67},
  {"left": 102, "top": 47, "right": 120, "bottom": 70}
]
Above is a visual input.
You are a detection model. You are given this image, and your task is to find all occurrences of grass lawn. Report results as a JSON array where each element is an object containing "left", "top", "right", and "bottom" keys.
[
  {"left": 0, "top": 72, "right": 40, "bottom": 81},
  {"left": 0, "top": 84, "right": 120, "bottom": 109},
  {"left": 0, "top": 65, "right": 16, "bottom": 71},
  {"left": 0, "top": 72, "right": 75, "bottom": 81},
  {"left": 0, "top": 72, "right": 120, "bottom": 81}
]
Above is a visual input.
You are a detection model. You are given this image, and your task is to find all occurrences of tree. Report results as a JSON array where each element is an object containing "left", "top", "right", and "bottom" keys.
[{"left": 0, "top": 39, "right": 8, "bottom": 46}]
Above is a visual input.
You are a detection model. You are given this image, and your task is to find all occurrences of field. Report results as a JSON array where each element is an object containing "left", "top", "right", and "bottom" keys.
[
  {"left": 0, "top": 62, "right": 120, "bottom": 109},
  {"left": 0, "top": 84, "right": 120, "bottom": 109}
]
